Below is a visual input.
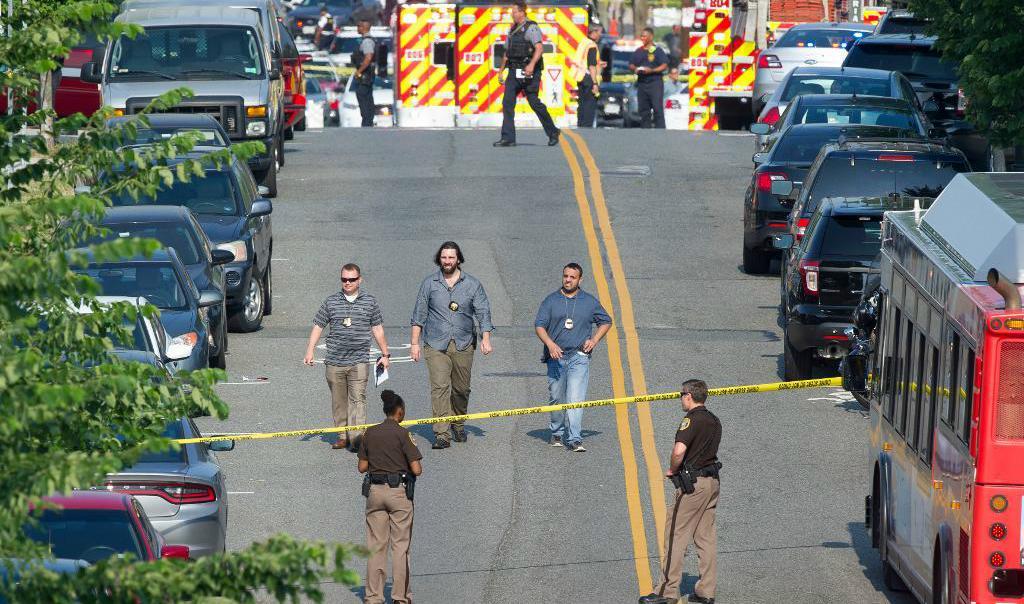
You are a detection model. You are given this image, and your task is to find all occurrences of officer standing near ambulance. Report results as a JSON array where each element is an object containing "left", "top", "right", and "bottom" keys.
[
  {"left": 359, "top": 390, "right": 422, "bottom": 604},
  {"left": 351, "top": 19, "right": 377, "bottom": 128},
  {"left": 493, "top": 0, "right": 560, "bottom": 147},
  {"left": 629, "top": 27, "right": 668, "bottom": 128},
  {"left": 641, "top": 379, "right": 722, "bottom": 604}
]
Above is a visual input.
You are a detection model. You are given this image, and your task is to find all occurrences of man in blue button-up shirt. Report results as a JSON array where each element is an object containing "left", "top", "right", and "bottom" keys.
[{"left": 410, "top": 241, "right": 493, "bottom": 449}]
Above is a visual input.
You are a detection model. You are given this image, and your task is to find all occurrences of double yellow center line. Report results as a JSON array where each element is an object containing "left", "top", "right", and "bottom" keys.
[{"left": 559, "top": 130, "right": 665, "bottom": 594}]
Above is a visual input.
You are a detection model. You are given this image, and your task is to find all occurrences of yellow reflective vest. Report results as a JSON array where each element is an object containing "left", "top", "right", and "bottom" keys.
[{"left": 571, "top": 37, "right": 599, "bottom": 83}]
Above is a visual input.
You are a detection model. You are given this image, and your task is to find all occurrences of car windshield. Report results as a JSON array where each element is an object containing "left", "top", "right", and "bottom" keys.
[
  {"left": 88, "top": 223, "right": 203, "bottom": 265},
  {"left": 110, "top": 171, "right": 240, "bottom": 217},
  {"left": 109, "top": 26, "right": 265, "bottom": 80},
  {"left": 805, "top": 157, "right": 968, "bottom": 215},
  {"left": 775, "top": 28, "right": 868, "bottom": 50},
  {"left": 611, "top": 49, "right": 634, "bottom": 75},
  {"left": 25, "top": 509, "right": 144, "bottom": 563},
  {"left": 844, "top": 43, "right": 958, "bottom": 81},
  {"left": 781, "top": 75, "right": 891, "bottom": 101},
  {"left": 137, "top": 420, "right": 187, "bottom": 464},
  {"left": 820, "top": 215, "right": 883, "bottom": 259},
  {"left": 878, "top": 17, "right": 930, "bottom": 35},
  {"left": 125, "top": 127, "right": 228, "bottom": 147},
  {"left": 77, "top": 263, "right": 189, "bottom": 311},
  {"left": 772, "top": 131, "right": 844, "bottom": 163},
  {"left": 793, "top": 103, "right": 919, "bottom": 131}
]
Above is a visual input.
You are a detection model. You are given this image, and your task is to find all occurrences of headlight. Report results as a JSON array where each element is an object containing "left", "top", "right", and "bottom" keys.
[
  {"left": 113, "top": 108, "right": 126, "bottom": 116},
  {"left": 215, "top": 240, "right": 248, "bottom": 263},
  {"left": 246, "top": 120, "right": 267, "bottom": 136},
  {"left": 169, "top": 331, "right": 199, "bottom": 352}
]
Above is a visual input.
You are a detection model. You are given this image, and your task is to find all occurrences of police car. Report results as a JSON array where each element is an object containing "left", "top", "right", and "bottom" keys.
[
  {"left": 339, "top": 74, "right": 395, "bottom": 127},
  {"left": 329, "top": 26, "right": 394, "bottom": 73}
]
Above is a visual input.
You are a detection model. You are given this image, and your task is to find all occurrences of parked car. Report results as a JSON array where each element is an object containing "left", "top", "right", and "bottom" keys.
[
  {"left": 279, "top": 22, "right": 309, "bottom": 138},
  {"left": 873, "top": 9, "right": 930, "bottom": 35},
  {"left": 0, "top": 31, "right": 105, "bottom": 118},
  {"left": 124, "top": 0, "right": 286, "bottom": 58},
  {"left": 752, "top": 22, "right": 874, "bottom": 116},
  {"left": 286, "top": 0, "right": 357, "bottom": 40},
  {"left": 73, "top": 248, "right": 223, "bottom": 372},
  {"left": 102, "top": 417, "right": 234, "bottom": 558},
  {"left": 339, "top": 74, "right": 393, "bottom": 127},
  {"left": 305, "top": 76, "right": 336, "bottom": 126},
  {"left": 108, "top": 152, "right": 274, "bottom": 333},
  {"left": 82, "top": 6, "right": 286, "bottom": 196},
  {"left": 842, "top": 34, "right": 988, "bottom": 169},
  {"left": 72, "top": 295, "right": 181, "bottom": 371},
  {"left": 107, "top": 113, "right": 231, "bottom": 148},
  {"left": 596, "top": 81, "right": 638, "bottom": 127},
  {"left": 742, "top": 122, "right": 923, "bottom": 274},
  {"left": 754, "top": 66, "right": 922, "bottom": 129},
  {"left": 25, "top": 491, "right": 190, "bottom": 563},
  {"left": 87, "top": 206, "right": 235, "bottom": 369}
]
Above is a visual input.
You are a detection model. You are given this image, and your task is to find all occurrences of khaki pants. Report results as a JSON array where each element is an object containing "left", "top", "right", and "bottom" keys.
[
  {"left": 326, "top": 363, "right": 369, "bottom": 441},
  {"left": 423, "top": 341, "right": 474, "bottom": 438},
  {"left": 365, "top": 484, "right": 414, "bottom": 604},
  {"left": 654, "top": 476, "right": 720, "bottom": 600}
]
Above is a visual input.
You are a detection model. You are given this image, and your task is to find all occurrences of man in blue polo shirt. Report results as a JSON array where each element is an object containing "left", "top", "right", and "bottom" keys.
[
  {"left": 629, "top": 27, "right": 669, "bottom": 128},
  {"left": 534, "top": 263, "right": 612, "bottom": 452}
]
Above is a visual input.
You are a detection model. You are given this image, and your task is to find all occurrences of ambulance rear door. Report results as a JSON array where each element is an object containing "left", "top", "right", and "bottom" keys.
[{"left": 396, "top": 3, "right": 457, "bottom": 127}]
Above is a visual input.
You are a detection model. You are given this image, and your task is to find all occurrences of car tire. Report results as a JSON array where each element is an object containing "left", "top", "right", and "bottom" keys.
[
  {"left": 284, "top": 125, "right": 294, "bottom": 141},
  {"left": 783, "top": 333, "right": 813, "bottom": 380},
  {"left": 277, "top": 135, "right": 285, "bottom": 168},
  {"left": 262, "top": 259, "right": 273, "bottom": 316},
  {"left": 295, "top": 117, "right": 306, "bottom": 132},
  {"left": 228, "top": 271, "right": 265, "bottom": 333},
  {"left": 210, "top": 341, "right": 227, "bottom": 369},
  {"left": 260, "top": 151, "right": 279, "bottom": 198},
  {"left": 742, "top": 245, "right": 770, "bottom": 274}
]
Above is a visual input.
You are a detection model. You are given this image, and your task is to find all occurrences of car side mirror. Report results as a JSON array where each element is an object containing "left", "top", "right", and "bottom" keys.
[
  {"left": 209, "top": 439, "right": 235, "bottom": 452},
  {"left": 770, "top": 179, "right": 794, "bottom": 197},
  {"left": 752, "top": 152, "right": 766, "bottom": 166},
  {"left": 269, "top": 58, "right": 282, "bottom": 80},
  {"left": 922, "top": 98, "right": 940, "bottom": 114},
  {"left": 257, "top": 185, "right": 270, "bottom": 197},
  {"left": 749, "top": 122, "right": 771, "bottom": 135},
  {"left": 80, "top": 61, "right": 102, "bottom": 84},
  {"left": 198, "top": 289, "right": 224, "bottom": 308},
  {"left": 249, "top": 199, "right": 273, "bottom": 218},
  {"left": 211, "top": 248, "right": 235, "bottom": 266},
  {"left": 161, "top": 545, "right": 190, "bottom": 560},
  {"left": 772, "top": 233, "right": 795, "bottom": 250}
]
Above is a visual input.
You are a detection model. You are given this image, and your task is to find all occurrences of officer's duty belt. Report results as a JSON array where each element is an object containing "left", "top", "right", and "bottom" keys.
[{"left": 368, "top": 473, "right": 407, "bottom": 485}]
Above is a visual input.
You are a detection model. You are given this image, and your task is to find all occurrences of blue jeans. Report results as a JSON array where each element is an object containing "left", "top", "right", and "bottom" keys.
[{"left": 547, "top": 352, "right": 591, "bottom": 444}]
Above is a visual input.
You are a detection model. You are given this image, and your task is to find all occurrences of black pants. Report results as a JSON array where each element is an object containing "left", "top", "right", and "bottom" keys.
[
  {"left": 355, "top": 78, "right": 375, "bottom": 128},
  {"left": 577, "top": 75, "right": 596, "bottom": 128},
  {"left": 499, "top": 71, "right": 558, "bottom": 143},
  {"left": 636, "top": 78, "right": 666, "bottom": 129}
]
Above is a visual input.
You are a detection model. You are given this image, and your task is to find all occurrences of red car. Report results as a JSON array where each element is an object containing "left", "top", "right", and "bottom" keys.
[
  {"left": 279, "top": 23, "right": 311, "bottom": 136},
  {"left": 0, "top": 33, "right": 104, "bottom": 118},
  {"left": 26, "top": 491, "right": 190, "bottom": 563}
]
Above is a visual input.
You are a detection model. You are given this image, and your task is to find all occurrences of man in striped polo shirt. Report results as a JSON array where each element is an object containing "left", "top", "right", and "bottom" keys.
[{"left": 304, "top": 263, "right": 391, "bottom": 451}]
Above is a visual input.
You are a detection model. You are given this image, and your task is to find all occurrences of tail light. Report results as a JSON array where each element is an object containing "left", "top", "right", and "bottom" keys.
[
  {"left": 991, "top": 523, "right": 1007, "bottom": 540},
  {"left": 757, "top": 54, "right": 782, "bottom": 69},
  {"left": 991, "top": 551, "right": 1006, "bottom": 567},
  {"left": 957, "top": 88, "right": 966, "bottom": 117},
  {"left": 104, "top": 481, "right": 217, "bottom": 504},
  {"left": 296, "top": 19, "right": 304, "bottom": 27},
  {"left": 665, "top": 99, "right": 681, "bottom": 109},
  {"left": 294, "top": 93, "right": 307, "bottom": 107},
  {"left": 795, "top": 216, "right": 810, "bottom": 241},
  {"left": 877, "top": 154, "right": 915, "bottom": 162},
  {"left": 65, "top": 48, "right": 94, "bottom": 68},
  {"left": 756, "top": 171, "right": 787, "bottom": 194},
  {"left": 760, "top": 105, "right": 781, "bottom": 126},
  {"left": 799, "top": 259, "right": 820, "bottom": 299}
]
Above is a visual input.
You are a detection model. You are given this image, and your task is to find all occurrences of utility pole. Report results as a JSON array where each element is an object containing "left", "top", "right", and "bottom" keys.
[{"left": 633, "top": 0, "right": 648, "bottom": 36}]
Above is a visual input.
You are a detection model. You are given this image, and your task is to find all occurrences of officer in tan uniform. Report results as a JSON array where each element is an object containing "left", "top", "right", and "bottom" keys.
[
  {"left": 358, "top": 390, "right": 423, "bottom": 604},
  {"left": 641, "top": 379, "right": 722, "bottom": 604}
]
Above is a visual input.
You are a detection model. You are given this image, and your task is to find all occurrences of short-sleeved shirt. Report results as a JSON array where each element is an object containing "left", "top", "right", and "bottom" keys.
[
  {"left": 534, "top": 288, "right": 612, "bottom": 362},
  {"left": 630, "top": 45, "right": 669, "bottom": 82},
  {"left": 674, "top": 406, "right": 722, "bottom": 469},
  {"left": 313, "top": 291, "right": 383, "bottom": 366},
  {"left": 359, "top": 418, "right": 423, "bottom": 474}
]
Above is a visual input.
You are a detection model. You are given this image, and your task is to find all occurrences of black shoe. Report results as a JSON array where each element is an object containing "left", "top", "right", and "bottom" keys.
[
  {"left": 432, "top": 438, "right": 451, "bottom": 450},
  {"left": 638, "top": 594, "right": 673, "bottom": 604},
  {"left": 687, "top": 594, "right": 715, "bottom": 604},
  {"left": 451, "top": 427, "right": 467, "bottom": 442},
  {"left": 493, "top": 139, "right": 516, "bottom": 147},
  {"left": 547, "top": 130, "right": 561, "bottom": 146}
]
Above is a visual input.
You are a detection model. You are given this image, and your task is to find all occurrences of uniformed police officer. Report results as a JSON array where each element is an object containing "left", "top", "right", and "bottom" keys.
[
  {"left": 570, "top": 25, "right": 602, "bottom": 128},
  {"left": 641, "top": 379, "right": 722, "bottom": 604},
  {"left": 629, "top": 27, "right": 669, "bottom": 129},
  {"left": 493, "top": 0, "right": 560, "bottom": 147},
  {"left": 351, "top": 19, "right": 377, "bottom": 128},
  {"left": 358, "top": 390, "right": 422, "bottom": 604}
]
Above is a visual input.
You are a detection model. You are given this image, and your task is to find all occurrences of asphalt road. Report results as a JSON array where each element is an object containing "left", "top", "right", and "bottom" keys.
[{"left": 198, "top": 126, "right": 917, "bottom": 604}]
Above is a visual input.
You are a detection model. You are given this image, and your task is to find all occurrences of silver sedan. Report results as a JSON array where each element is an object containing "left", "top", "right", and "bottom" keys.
[{"left": 752, "top": 22, "right": 874, "bottom": 116}]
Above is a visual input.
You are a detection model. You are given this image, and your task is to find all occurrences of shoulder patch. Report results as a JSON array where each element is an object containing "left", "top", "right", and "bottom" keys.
[{"left": 679, "top": 418, "right": 691, "bottom": 431}]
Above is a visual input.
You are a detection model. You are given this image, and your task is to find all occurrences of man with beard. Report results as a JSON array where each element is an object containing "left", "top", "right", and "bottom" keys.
[
  {"left": 410, "top": 241, "right": 494, "bottom": 449},
  {"left": 534, "top": 263, "right": 611, "bottom": 452}
]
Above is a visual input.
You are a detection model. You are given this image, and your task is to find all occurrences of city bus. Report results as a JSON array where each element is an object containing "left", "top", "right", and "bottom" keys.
[{"left": 844, "top": 172, "right": 1024, "bottom": 603}]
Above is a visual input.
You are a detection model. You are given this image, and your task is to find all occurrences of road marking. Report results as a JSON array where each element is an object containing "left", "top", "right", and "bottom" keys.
[
  {"left": 228, "top": 491, "right": 255, "bottom": 495},
  {"left": 559, "top": 135, "right": 653, "bottom": 594},
  {"left": 219, "top": 381, "right": 270, "bottom": 385},
  {"left": 563, "top": 129, "right": 667, "bottom": 556}
]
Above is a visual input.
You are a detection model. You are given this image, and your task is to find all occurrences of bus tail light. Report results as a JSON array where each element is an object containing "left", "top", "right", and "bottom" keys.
[
  {"left": 991, "top": 522, "right": 1007, "bottom": 540},
  {"left": 992, "top": 494, "right": 1009, "bottom": 512},
  {"left": 994, "top": 341, "right": 1024, "bottom": 439},
  {"left": 991, "top": 551, "right": 1007, "bottom": 567}
]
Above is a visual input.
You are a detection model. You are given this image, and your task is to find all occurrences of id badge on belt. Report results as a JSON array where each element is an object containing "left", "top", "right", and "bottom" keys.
[{"left": 515, "top": 68, "right": 528, "bottom": 80}]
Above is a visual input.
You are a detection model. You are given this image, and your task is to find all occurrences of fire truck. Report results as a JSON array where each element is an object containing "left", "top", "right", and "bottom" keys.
[{"left": 393, "top": 0, "right": 589, "bottom": 128}]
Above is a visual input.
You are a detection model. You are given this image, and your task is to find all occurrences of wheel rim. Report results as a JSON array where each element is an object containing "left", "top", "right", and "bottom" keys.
[{"left": 243, "top": 276, "right": 263, "bottom": 322}]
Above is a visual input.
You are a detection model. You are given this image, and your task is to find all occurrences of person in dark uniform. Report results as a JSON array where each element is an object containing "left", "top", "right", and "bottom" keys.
[
  {"left": 629, "top": 27, "right": 669, "bottom": 129},
  {"left": 493, "top": 0, "right": 560, "bottom": 147},
  {"left": 571, "top": 24, "right": 602, "bottom": 128},
  {"left": 641, "top": 379, "right": 722, "bottom": 604},
  {"left": 358, "top": 390, "right": 423, "bottom": 604},
  {"left": 351, "top": 19, "right": 377, "bottom": 128}
]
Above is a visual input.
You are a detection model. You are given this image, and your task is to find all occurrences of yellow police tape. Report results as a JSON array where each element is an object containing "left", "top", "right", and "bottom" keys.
[
  {"left": 174, "top": 377, "right": 842, "bottom": 444},
  {"left": 304, "top": 64, "right": 356, "bottom": 76}
]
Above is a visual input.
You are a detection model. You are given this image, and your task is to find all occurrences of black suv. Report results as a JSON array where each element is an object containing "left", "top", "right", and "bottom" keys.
[
  {"left": 873, "top": 10, "right": 930, "bottom": 35},
  {"left": 774, "top": 197, "right": 926, "bottom": 379},
  {"left": 743, "top": 123, "right": 924, "bottom": 274},
  {"left": 110, "top": 151, "right": 274, "bottom": 333}
]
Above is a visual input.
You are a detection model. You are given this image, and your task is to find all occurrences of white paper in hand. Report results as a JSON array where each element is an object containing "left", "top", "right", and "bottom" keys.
[{"left": 375, "top": 361, "right": 389, "bottom": 387}]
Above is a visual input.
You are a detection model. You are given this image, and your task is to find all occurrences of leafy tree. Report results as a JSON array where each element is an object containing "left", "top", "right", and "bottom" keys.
[
  {"left": 0, "top": 1, "right": 360, "bottom": 601},
  {"left": 909, "top": 0, "right": 1024, "bottom": 146}
]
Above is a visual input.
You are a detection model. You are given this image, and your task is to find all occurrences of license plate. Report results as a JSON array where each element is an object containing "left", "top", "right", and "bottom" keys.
[
  {"left": 302, "top": 25, "right": 315, "bottom": 34},
  {"left": 604, "top": 103, "right": 621, "bottom": 115}
]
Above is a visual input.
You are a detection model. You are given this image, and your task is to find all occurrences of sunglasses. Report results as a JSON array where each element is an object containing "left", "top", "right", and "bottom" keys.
[{"left": 341, "top": 277, "right": 359, "bottom": 283}]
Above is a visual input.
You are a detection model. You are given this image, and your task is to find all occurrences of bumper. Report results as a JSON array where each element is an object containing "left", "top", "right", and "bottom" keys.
[
  {"left": 786, "top": 305, "right": 855, "bottom": 356},
  {"left": 166, "top": 344, "right": 209, "bottom": 373},
  {"left": 224, "top": 262, "right": 255, "bottom": 309},
  {"left": 745, "top": 214, "right": 791, "bottom": 250},
  {"left": 149, "top": 504, "right": 226, "bottom": 558}
]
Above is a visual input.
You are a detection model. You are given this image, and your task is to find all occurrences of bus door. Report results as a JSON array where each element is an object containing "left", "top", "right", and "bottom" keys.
[{"left": 396, "top": 3, "right": 456, "bottom": 127}]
